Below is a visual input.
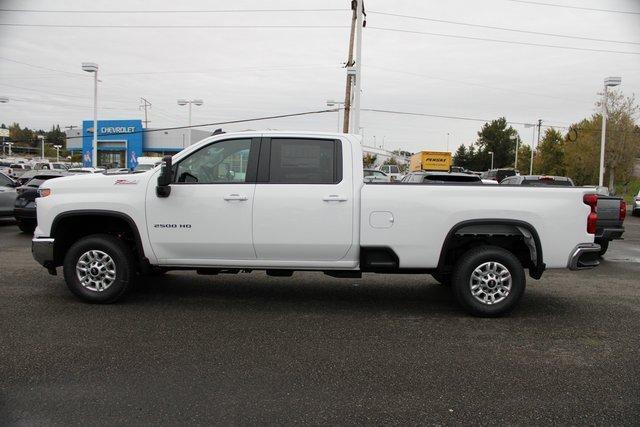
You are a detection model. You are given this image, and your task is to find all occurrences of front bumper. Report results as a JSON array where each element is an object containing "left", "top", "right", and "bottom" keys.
[
  {"left": 14, "top": 207, "right": 37, "bottom": 221},
  {"left": 568, "top": 243, "right": 601, "bottom": 270},
  {"left": 32, "top": 237, "right": 55, "bottom": 270}
]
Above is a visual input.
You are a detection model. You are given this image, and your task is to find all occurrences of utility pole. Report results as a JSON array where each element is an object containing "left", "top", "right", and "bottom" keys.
[
  {"left": 139, "top": 97, "right": 152, "bottom": 128},
  {"left": 350, "top": 0, "right": 365, "bottom": 134},
  {"left": 342, "top": 1, "right": 358, "bottom": 133}
]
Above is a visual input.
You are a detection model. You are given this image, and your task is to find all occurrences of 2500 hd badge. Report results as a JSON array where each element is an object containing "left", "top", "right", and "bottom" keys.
[{"left": 154, "top": 224, "right": 192, "bottom": 229}]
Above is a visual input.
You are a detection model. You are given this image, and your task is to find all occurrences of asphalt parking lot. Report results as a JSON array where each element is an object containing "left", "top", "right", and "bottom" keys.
[{"left": 1, "top": 216, "right": 639, "bottom": 425}]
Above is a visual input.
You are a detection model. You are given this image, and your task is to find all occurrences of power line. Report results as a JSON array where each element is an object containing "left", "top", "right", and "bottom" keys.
[
  {"left": 505, "top": 0, "right": 640, "bottom": 15},
  {"left": 366, "top": 26, "right": 640, "bottom": 55},
  {"left": 0, "top": 23, "right": 348, "bottom": 29},
  {"left": 360, "top": 108, "right": 639, "bottom": 135},
  {"left": 368, "top": 10, "right": 640, "bottom": 45},
  {"left": 0, "top": 8, "right": 348, "bottom": 14},
  {"left": 0, "top": 82, "right": 134, "bottom": 105},
  {"left": 0, "top": 56, "right": 86, "bottom": 76},
  {"left": 365, "top": 65, "right": 591, "bottom": 104}
]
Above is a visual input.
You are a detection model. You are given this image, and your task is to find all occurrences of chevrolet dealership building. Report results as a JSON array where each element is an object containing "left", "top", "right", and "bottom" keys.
[{"left": 66, "top": 119, "right": 211, "bottom": 168}]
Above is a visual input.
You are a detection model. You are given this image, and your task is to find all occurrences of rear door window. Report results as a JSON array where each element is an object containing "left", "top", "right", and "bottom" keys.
[{"left": 266, "top": 138, "right": 341, "bottom": 184}]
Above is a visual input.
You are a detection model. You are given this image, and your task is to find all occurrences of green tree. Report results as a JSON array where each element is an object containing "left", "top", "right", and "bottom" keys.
[
  {"left": 534, "top": 128, "right": 565, "bottom": 176},
  {"left": 45, "top": 124, "right": 66, "bottom": 147},
  {"left": 453, "top": 144, "right": 469, "bottom": 168},
  {"left": 474, "top": 117, "right": 519, "bottom": 169},
  {"left": 564, "top": 90, "right": 640, "bottom": 187},
  {"left": 516, "top": 144, "right": 532, "bottom": 174},
  {"left": 363, "top": 153, "right": 377, "bottom": 168}
]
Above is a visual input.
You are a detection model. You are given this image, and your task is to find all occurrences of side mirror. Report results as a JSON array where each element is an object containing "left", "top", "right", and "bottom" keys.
[{"left": 156, "top": 155, "right": 173, "bottom": 198}]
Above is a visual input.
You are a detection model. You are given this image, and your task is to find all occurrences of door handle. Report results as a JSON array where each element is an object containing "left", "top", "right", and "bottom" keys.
[
  {"left": 223, "top": 193, "right": 248, "bottom": 201},
  {"left": 322, "top": 195, "right": 348, "bottom": 202}
]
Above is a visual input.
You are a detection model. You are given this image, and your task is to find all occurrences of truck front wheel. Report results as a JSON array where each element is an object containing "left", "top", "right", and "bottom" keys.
[
  {"left": 63, "top": 234, "right": 135, "bottom": 303},
  {"left": 451, "top": 246, "right": 526, "bottom": 317}
]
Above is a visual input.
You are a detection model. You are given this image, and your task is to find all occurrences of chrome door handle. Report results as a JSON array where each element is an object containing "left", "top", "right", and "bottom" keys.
[
  {"left": 322, "top": 195, "right": 348, "bottom": 202},
  {"left": 223, "top": 194, "right": 248, "bottom": 201}
]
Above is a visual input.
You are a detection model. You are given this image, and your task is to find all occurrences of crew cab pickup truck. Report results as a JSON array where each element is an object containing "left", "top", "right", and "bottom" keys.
[{"left": 32, "top": 132, "right": 602, "bottom": 316}]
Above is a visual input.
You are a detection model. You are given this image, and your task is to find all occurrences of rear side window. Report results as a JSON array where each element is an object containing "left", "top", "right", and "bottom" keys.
[{"left": 267, "top": 138, "right": 341, "bottom": 184}]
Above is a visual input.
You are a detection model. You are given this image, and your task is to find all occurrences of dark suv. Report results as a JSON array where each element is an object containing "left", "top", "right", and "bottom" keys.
[{"left": 14, "top": 173, "right": 66, "bottom": 234}]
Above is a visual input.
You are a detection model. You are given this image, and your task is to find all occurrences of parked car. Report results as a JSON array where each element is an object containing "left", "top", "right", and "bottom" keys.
[
  {"left": 0, "top": 172, "right": 19, "bottom": 217},
  {"left": 500, "top": 175, "right": 574, "bottom": 186},
  {"left": 379, "top": 164, "right": 402, "bottom": 181},
  {"left": 502, "top": 175, "right": 625, "bottom": 255},
  {"left": 14, "top": 173, "right": 68, "bottom": 234},
  {"left": 633, "top": 191, "right": 640, "bottom": 216},
  {"left": 15, "top": 169, "right": 67, "bottom": 186},
  {"left": 402, "top": 171, "right": 482, "bottom": 183},
  {"left": 8, "top": 163, "right": 33, "bottom": 178},
  {"left": 32, "top": 131, "right": 602, "bottom": 316},
  {"left": 363, "top": 169, "right": 390, "bottom": 183},
  {"left": 481, "top": 168, "right": 518, "bottom": 183}
]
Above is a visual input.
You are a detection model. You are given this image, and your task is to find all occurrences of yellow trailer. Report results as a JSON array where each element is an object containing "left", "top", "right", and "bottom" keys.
[{"left": 409, "top": 151, "right": 452, "bottom": 172}]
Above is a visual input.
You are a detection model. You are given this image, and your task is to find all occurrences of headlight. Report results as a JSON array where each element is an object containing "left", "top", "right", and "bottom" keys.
[{"left": 38, "top": 188, "right": 51, "bottom": 197}]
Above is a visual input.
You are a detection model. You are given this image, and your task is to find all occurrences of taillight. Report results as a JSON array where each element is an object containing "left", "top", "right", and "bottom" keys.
[
  {"left": 619, "top": 200, "right": 626, "bottom": 221},
  {"left": 583, "top": 194, "right": 598, "bottom": 234}
]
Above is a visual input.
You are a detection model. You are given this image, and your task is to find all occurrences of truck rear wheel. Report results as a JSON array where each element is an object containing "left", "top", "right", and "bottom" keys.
[
  {"left": 63, "top": 234, "right": 134, "bottom": 303},
  {"left": 451, "top": 246, "right": 526, "bottom": 317}
]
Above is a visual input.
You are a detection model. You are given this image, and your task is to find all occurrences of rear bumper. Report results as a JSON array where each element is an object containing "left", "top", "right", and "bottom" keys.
[
  {"left": 568, "top": 243, "right": 601, "bottom": 270},
  {"left": 595, "top": 226, "right": 624, "bottom": 241},
  {"left": 32, "top": 237, "right": 55, "bottom": 269}
]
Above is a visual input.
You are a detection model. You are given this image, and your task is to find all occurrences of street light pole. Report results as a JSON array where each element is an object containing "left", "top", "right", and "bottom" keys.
[
  {"left": 37, "top": 135, "right": 45, "bottom": 160},
  {"left": 53, "top": 144, "right": 62, "bottom": 162},
  {"left": 178, "top": 99, "right": 204, "bottom": 144},
  {"left": 82, "top": 62, "right": 99, "bottom": 168},
  {"left": 488, "top": 151, "right": 494, "bottom": 170},
  {"left": 599, "top": 76, "right": 621, "bottom": 187}
]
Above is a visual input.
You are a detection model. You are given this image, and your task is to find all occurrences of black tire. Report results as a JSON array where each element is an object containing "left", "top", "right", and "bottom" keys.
[
  {"left": 431, "top": 272, "right": 451, "bottom": 286},
  {"left": 63, "top": 234, "right": 135, "bottom": 303},
  {"left": 597, "top": 240, "right": 609, "bottom": 257},
  {"left": 451, "top": 246, "right": 526, "bottom": 317},
  {"left": 17, "top": 220, "right": 36, "bottom": 234}
]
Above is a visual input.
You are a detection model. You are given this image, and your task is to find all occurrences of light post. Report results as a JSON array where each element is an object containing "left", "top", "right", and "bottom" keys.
[
  {"left": 0, "top": 98, "right": 8, "bottom": 155},
  {"left": 524, "top": 123, "right": 536, "bottom": 174},
  {"left": 177, "top": 99, "right": 204, "bottom": 127},
  {"left": 488, "top": 151, "right": 494, "bottom": 170},
  {"left": 53, "top": 144, "right": 62, "bottom": 162},
  {"left": 327, "top": 100, "right": 345, "bottom": 132},
  {"left": 446, "top": 132, "right": 450, "bottom": 152},
  {"left": 511, "top": 134, "right": 519, "bottom": 169},
  {"left": 599, "top": 76, "right": 622, "bottom": 187},
  {"left": 82, "top": 62, "right": 99, "bottom": 168},
  {"left": 37, "top": 135, "right": 45, "bottom": 160}
]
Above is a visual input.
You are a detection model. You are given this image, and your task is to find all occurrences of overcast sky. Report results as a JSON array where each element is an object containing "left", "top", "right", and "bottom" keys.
[{"left": 1, "top": 0, "right": 639, "bottom": 153}]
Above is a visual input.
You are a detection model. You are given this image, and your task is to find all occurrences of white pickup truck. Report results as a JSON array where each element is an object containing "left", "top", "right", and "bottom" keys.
[{"left": 32, "top": 131, "right": 601, "bottom": 316}]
